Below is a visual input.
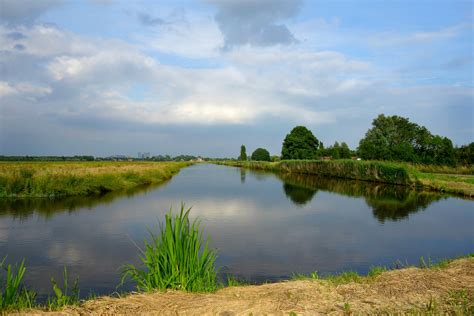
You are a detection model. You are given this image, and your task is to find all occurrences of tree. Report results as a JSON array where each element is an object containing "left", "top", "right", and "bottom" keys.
[
  {"left": 340, "top": 142, "right": 352, "bottom": 158},
  {"left": 239, "top": 145, "right": 247, "bottom": 161},
  {"left": 281, "top": 126, "right": 322, "bottom": 160},
  {"left": 456, "top": 142, "right": 474, "bottom": 165},
  {"left": 358, "top": 114, "right": 455, "bottom": 165},
  {"left": 251, "top": 148, "right": 271, "bottom": 161}
]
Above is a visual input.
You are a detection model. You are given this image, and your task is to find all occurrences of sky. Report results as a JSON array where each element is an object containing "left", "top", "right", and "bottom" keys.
[{"left": 0, "top": 0, "right": 472, "bottom": 157}]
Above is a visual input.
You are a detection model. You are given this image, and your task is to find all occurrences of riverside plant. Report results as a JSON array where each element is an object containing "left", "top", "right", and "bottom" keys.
[
  {"left": 121, "top": 204, "right": 218, "bottom": 293},
  {"left": 0, "top": 258, "right": 36, "bottom": 310}
]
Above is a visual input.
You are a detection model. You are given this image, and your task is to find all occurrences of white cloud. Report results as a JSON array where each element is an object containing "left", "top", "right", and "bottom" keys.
[{"left": 370, "top": 23, "right": 470, "bottom": 47}]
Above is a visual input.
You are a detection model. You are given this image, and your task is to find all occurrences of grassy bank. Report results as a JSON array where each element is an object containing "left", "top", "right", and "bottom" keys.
[
  {"left": 0, "top": 161, "right": 192, "bottom": 198},
  {"left": 216, "top": 160, "right": 474, "bottom": 197},
  {"left": 14, "top": 255, "right": 472, "bottom": 315}
]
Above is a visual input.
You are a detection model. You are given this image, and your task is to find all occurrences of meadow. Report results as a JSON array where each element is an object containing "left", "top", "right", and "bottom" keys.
[{"left": 0, "top": 161, "right": 192, "bottom": 198}]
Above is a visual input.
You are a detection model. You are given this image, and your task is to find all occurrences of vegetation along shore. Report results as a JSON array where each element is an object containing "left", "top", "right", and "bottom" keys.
[
  {"left": 216, "top": 160, "right": 474, "bottom": 198},
  {"left": 0, "top": 161, "right": 192, "bottom": 198}
]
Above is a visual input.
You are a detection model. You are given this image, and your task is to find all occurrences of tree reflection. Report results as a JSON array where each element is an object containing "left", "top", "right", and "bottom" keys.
[
  {"left": 282, "top": 183, "right": 317, "bottom": 205},
  {"left": 278, "top": 172, "right": 445, "bottom": 222}
]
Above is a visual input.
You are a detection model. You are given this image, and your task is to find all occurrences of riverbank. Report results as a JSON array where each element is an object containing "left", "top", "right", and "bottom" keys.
[
  {"left": 18, "top": 256, "right": 473, "bottom": 315},
  {"left": 0, "top": 161, "right": 192, "bottom": 198},
  {"left": 216, "top": 160, "right": 474, "bottom": 197}
]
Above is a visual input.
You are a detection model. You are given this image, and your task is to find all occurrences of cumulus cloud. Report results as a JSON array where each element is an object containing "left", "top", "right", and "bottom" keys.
[
  {"left": 208, "top": 0, "right": 302, "bottom": 49},
  {"left": 0, "top": 0, "right": 63, "bottom": 24}
]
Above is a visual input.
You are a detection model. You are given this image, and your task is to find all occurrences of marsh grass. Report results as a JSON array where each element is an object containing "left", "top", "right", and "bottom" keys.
[
  {"left": 121, "top": 204, "right": 218, "bottom": 293},
  {"left": 0, "top": 258, "right": 36, "bottom": 310},
  {"left": 0, "top": 161, "right": 191, "bottom": 198}
]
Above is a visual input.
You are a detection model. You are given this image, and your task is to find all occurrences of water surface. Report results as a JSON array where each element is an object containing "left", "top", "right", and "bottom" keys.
[{"left": 0, "top": 164, "right": 472, "bottom": 298}]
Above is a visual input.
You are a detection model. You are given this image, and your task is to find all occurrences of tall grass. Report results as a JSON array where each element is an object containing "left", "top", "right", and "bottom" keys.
[
  {"left": 121, "top": 204, "right": 218, "bottom": 292},
  {"left": 217, "top": 160, "right": 413, "bottom": 185},
  {"left": 0, "top": 161, "right": 192, "bottom": 198},
  {"left": 0, "top": 258, "right": 36, "bottom": 310}
]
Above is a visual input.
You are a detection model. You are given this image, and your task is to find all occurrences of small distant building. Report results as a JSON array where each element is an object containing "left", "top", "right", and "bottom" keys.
[{"left": 322, "top": 156, "right": 332, "bottom": 161}]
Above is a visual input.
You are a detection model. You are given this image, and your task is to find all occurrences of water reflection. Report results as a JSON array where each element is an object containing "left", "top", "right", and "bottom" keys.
[
  {"left": 0, "top": 180, "right": 171, "bottom": 220},
  {"left": 277, "top": 173, "right": 444, "bottom": 222}
]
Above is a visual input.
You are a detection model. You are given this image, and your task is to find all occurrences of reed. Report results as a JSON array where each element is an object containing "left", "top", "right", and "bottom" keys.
[
  {"left": 121, "top": 204, "right": 218, "bottom": 292},
  {"left": 0, "top": 258, "right": 36, "bottom": 310}
]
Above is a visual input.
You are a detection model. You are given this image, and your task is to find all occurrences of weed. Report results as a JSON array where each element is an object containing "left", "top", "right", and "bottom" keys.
[{"left": 47, "top": 267, "right": 80, "bottom": 310}]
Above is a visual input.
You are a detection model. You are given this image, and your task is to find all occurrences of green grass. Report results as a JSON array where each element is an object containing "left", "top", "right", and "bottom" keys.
[
  {"left": 0, "top": 258, "right": 36, "bottom": 311},
  {"left": 121, "top": 204, "right": 218, "bottom": 292},
  {"left": 0, "top": 161, "right": 192, "bottom": 198}
]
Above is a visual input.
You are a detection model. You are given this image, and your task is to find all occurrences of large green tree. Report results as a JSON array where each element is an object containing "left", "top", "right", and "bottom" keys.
[
  {"left": 358, "top": 114, "right": 455, "bottom": 165},
  {"left": 281, "top": 126, "right": 322, "bottom": 160},
  {"left": 239, "top": 145, "right": 247, "bottom": 161},
  {"left": 251, "top": 148, "right": 271, "bottom": 161}
]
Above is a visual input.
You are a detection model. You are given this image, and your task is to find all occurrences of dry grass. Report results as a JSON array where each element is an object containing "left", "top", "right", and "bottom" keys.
[{"left": 17, "top": 257, "right": 474, "bottom": 315}]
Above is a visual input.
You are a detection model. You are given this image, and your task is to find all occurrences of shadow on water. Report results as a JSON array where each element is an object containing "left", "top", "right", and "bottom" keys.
[
  {"left": 0, "top": 179, "right": 172, "bottom": 220},
  {"left": 277, "top": 172, "right": 445, "bottom": 223}
]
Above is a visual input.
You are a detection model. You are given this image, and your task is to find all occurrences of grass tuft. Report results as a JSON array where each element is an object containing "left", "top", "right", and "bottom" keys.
[
  {"left": 47, "top": 267, "right": 80, "bottom": 310},
  {"left": 0, "top": 257, "right": 36, "bottom": 310},
  {"left": 121, "top": 204, "right": 218, "bottom": 292}
]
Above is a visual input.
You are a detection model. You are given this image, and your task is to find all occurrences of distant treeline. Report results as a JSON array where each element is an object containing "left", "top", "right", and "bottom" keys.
[
  {"left": 239, "top": 114, "right": 474, "bottom": 166},
  {"left": 0, "top": 155, "right": 95, "bottom": 161},
  {"left": 0, "top": 155, "right": 224, "bottom": 162}
]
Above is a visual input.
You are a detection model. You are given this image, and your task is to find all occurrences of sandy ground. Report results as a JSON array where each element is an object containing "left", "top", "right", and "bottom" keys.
[{"left": 13, "top": 258, "right": 474, "bottom": 315}]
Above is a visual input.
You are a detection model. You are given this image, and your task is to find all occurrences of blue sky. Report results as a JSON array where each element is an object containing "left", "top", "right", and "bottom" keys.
[{"left": 0, "top": 0, "right": 472, "bottom": 157}]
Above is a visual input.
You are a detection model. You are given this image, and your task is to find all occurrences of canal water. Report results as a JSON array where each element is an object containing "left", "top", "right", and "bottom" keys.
[{"left": 0, "top": 164, "right": 472, "bottom": 298}]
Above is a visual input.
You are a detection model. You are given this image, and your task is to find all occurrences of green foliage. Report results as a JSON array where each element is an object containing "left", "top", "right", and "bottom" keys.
[
  {"left": 0, "top": 258, "right": 36, "bottom": 310},
  {"left": 239, "top": 145, "right": 247, "bottom": 161},
  {"left": 251, "top": 148, "right": 271, "bottom": 161},
  {"left": 121, "top": 204, "right": 218, "bottom": 293},
  {"left": 281, "top": 126, "right": 322, "bottom": 160},
  {"left": 455, "top": 142, "right": 474, "bottom": 165},
  {"left": 47, "top": 267, "right": 80, "bottom": 310},
  {"left": 358, "top": 114, "right": 456, "bottom": 165}
]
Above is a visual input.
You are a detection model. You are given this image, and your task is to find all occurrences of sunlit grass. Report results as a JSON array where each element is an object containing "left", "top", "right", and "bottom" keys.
[
  {"left": 0, "top": 161, "right": 192, "bottom": 198},
  {"left": 121, "top": 204, "right": 218, "bottom": 292}
]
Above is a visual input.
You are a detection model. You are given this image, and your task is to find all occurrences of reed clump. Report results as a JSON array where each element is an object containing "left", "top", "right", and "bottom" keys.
[
  {"left": 121, "top": 204, "right": 218, "bottom": 293},
  {"left": 0, "top": 258, "right": 36, "bottom": 310}
]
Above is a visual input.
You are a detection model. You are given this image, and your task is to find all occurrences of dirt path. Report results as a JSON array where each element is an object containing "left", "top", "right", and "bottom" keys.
[{"left": 16, "top": 258, "right": 474, "bottom": 315}]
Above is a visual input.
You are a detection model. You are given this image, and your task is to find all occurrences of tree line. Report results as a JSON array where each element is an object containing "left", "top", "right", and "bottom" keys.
[{"left": 239, "top": 114, "right": 473, "bottom": 165}]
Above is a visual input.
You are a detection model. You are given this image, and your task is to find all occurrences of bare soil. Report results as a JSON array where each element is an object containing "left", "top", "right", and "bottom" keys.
[{"left": 13, "top": 258, "right": 474, "bottom": 315}]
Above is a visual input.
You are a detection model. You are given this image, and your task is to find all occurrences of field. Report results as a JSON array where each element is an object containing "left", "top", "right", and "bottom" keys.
[
  {"left": 0, "top": 161, "right": 192, "bottom": 198},
  {"left": 216, "top": 160, "right": 474, "bottom": 197}
]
